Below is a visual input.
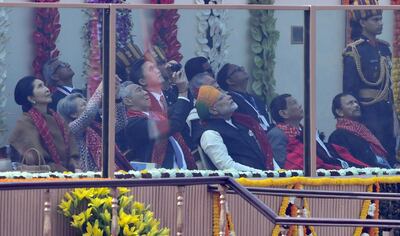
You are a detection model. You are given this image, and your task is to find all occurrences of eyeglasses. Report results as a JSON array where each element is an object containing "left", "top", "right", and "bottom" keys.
[{"left": 226, "top": 66, "right": 245, "bottom": 78}]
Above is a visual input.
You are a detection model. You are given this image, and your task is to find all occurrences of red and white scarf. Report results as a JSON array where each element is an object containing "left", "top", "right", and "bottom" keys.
[
  {"left": 336, "top": 118, "right": 387, "bottom": 157},
  {"left": 276, "top": 123, "right": 301, "bottom": 138},
  {"left": 28, "top": 107, "right": 69, "bottom": 164}
]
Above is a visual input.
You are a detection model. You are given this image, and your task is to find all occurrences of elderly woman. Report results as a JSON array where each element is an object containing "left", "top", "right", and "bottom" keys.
[
  {"left": 9, "top": 76, "right": 79, "bottom": 172},
  {"left": 57, "top": 80, "right": 132, "bottom": 171}
]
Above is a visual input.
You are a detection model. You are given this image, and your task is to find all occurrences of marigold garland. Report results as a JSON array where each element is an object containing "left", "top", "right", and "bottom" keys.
[
  {"left": 150, "top": 0, "right": 183, "bottom": 62},
  {"left": 32, "top": 0, "right": 60, "bottom": 79},
  {"left": 212, "top": 192, "right": 235, "bottom": 236}
]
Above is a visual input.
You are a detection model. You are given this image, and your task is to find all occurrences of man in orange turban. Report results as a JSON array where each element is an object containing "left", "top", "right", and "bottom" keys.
[{"left": 195, "top": 85, "right": 272, "bottom": 171}]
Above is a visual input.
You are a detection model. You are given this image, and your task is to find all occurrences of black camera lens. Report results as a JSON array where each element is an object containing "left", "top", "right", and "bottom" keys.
[{"left": 170, "top": 63, "right": 182, "bottom": 72}]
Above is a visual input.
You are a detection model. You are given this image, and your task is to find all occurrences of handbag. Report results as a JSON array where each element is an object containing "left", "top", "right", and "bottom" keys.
[{"left": 16, "top": 148, "right": 51, "bottom": 173}]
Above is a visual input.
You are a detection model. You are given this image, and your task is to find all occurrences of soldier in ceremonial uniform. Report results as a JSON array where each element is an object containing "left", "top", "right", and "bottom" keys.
[{"left": 343, "top": 0, "right": 398, "bottom": 166}]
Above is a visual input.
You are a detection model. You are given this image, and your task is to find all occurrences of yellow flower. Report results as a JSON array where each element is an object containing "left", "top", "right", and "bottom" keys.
[
  {"left": 118, "top": 187, "right": 130, "bottom": 195},
  {"left": 159, "top": 228, "right": 170, "bottom": 235},
  {"left": 71, "top": 208, "right": 92, "bottom": 230},
  {"left": 88, "top": 197, "right": 105, "bottom": 209},
  {"left": 119, "top": 209, "right": 139, "bottom": 227},
  {"left": 103, "top": 196, "right": 112, "bottom": 208},
  {"left": 72, "top": 188, "right": 95, "bottom": 201},
  {"left": 83, "top": 220, "right": 103, "bottom": 236},
  {"left": 132, "top": 201, "right": 145, "bottom": 212},
  {"left": 94, "top": 188, "right": 110, "bottom": 196},
  {"left": 119, "top": 195, "right": 133, "bottom": 209},
  {"left": 123, "top": 224, "right": 139, "bottom": 236},
  {"left": 59, "top": 199, "right": 72, "bottom": 217},
  {"left": 102, "top": 209, "right": 111, "bottom": 223}
]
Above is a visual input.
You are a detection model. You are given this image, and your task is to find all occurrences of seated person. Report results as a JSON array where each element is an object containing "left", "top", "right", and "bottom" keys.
[
  {"left": 117, "top": 81, "right": 197, "bottom": 169},
  {"left": 9, "top": 76, "right": 79, "bottom": 172},
  {"left": 197, "top": 85, "right": 273, "bottom": 171},
  {"left": 268, "top": 94, "right": 366, "bottom": 170},
  {"left": 329, "top": 93, "right": 392, "bottom": 168},
  {"left": 184, "top": 56, "right": 215, "bottom": 82},
  {"left": 217, "top": 63, "right": 271, "bottom": 131},
  {"left": 187, "top": 72, "right": 221, "bottom": 143},
  {"left": 57, "top": 79, "right": 132, "bottom": 172},
  {"left": 42, "top": 58, "right": 82, "bottom": 111}
]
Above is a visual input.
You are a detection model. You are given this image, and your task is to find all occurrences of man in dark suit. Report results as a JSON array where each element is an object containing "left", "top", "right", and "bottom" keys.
[
  {"left": 329, "top": 93, "right": 391, "bottom": 168},
  {"left": 196, "top": 85, "right": 273, "bottom": 171},
  {"left": 217, "top": 63, "right": 271, "bottom": 132},
  {"left": 42, "top": 58, "right": 82, "bottom": 110},
  {"left": 117, "top": 81, "right": 196, "bottom": 169}
]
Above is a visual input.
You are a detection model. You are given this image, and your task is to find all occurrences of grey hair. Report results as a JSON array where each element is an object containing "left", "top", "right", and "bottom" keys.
[
  {"left": 189, "top": 72, "right": 214, "bottom": 98},
  {"left": 119, "top": 80, "right": 134, "bottom": 99},
  {"left": 57, "top": 93, "right": 84, "bottom": 121},
  {"left": 42, "top": 58, "right": 58, "bottom": 86}
]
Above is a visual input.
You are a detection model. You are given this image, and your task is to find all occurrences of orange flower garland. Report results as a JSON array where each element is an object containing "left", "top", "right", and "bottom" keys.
[{"left": 212, "top": 192, "right": 235, "bottom": 236}]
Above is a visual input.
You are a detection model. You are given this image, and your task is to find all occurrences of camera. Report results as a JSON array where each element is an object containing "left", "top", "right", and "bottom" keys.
[{"left": 169, "top": 63, "right": 182, "bottom": 72}]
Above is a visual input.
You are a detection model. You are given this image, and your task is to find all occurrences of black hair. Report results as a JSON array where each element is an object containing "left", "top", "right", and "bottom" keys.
[
  {"left": 216, "top": 63, "right": 231, "bottom": 91},
  {"left": 270, "top": 94, "right": 291, "bottom": 123},
  {"left": 14, "top": 76, "right": 36, "bottom": 112},
  {"left": 350, "top": 19, "right": 363, "bottom": 41},
  {"left": 184, "top": 56, "right": 210, "bottom": 81},
  {"left": 331, "top": 92, "right": 353, "bottom": 119},
  {"left": 129, "top": 58, "right": 146, "bottom": 86}
]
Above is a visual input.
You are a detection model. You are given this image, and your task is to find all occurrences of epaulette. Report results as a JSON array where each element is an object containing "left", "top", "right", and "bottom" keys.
[
  {"left": 342, "top": 38, "right": 364, "bottom": 56},
  {"left": 376, "top": 38, "right": 390, "bottom": 47}
]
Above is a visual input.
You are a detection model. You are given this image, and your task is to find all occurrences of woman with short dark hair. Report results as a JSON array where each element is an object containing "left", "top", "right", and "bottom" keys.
[{"left": 9, "top": 76, "right": 79, "bottom": 172}]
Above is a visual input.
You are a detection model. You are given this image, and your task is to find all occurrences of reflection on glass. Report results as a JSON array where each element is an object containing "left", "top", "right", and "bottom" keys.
[
  {"left": 316, "top": 9, "right": 398, "bottom": 171},
  {"left": 114, "top": 8, "right": 305, "bottom": 172}
]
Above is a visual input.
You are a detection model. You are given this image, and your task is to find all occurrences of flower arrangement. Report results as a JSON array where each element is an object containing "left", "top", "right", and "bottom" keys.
[
  {"left": 150, "top": 0, "right": 183, "bottom": 62},
  {"left": 271, "top": 184, "right": 316, "bottom": 236},
  {"left": 58, "top": 187, "right": 170, "bottom": 235},
  {"left": 195, "top": 0, "right": 229, "bottom": 73},
  {"left": 212, "top": 193, "right": 235, "bottom": 236},
  {"left": 0, "top": 4, "right": 9, "bottom": 140},
  {"left": 248, "top": 0, "right": 279, "bottom": 104},
  {"left": 84, "top": 0, "right": 133, "bottom": 96},
  {"left": 32, "top": 0, "right": 60, "bottom": 79}
]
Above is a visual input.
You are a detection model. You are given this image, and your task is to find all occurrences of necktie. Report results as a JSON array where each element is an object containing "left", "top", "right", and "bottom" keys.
[
  {"left": 168, "top": 137, "right": 184, "bottom": 168},
  {"left": 160, "top": 95, "right": 168, "bottom": 111}
]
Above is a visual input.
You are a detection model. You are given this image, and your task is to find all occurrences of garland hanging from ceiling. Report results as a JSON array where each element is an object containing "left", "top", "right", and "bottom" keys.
[
  {"left": 32, "top": 0, "right": 61, "bottom": 79},
  {"left": 84, "top": 0, "right": 133, "bottom": 96},
  {"left": 195, "top": 0, "right": 229, "bottom": 74},
  {"left": 248, "top": 0, "right": 279, "bottom": 104},
  {"left": 150, "top": 0, "right": 183, "bottom": 62}
]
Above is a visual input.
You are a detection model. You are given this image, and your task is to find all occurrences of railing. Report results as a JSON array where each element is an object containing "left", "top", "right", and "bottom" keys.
[{"left": 1, "top": 177, "right": 400, "bottom": 235}]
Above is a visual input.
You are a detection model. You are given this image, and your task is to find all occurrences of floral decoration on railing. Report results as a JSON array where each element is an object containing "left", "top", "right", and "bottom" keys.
[
  {"left": 150, "top": 0, "right": 183, "bottom": 62},
  {"left": 32, "top": 0, "right": 60, "bottom": 79},
  {"left": 59, "top": 187, "right": 170, "bottom": 235},
  {"left": 2, "top": 167, "right": 400, "bottom": 181},
  {"left": 354, "top": 184, "right": 380, "bottom": 236},
  {"left": 84, "top": 0, "right": 132, "bottom": 96},
  {"left": 0, "top": 4, "right": 9, "bottom": 139},
  {"left": 195, "top": 0, "right": 229, "bottom": 73},
  {"left": 392, "top": 0, "right": 400, "bottom": 121},
  {"left": 272, "top": 184, "right": 316, "bottom": 236},
  {"left": 212, "top": 193, "right": 235, "bottom": 236},
  {"left": 248, "top": 0, "right": 279, "bottom": 104}
]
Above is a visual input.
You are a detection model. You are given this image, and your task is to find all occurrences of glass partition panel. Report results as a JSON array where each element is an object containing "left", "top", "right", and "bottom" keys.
[
  {"left": 114, "top": 7, "right": 306, "bottom": 175},
  {"left": 0, "top": 6, "right": 106, "bottom": 177},
  {"left": 316, "top": 8, "right": 398, "bottom": 172}
]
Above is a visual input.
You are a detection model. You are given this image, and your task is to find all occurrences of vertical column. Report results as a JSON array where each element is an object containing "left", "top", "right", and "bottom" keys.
[
  {"left": 43, "top": 189, "right": 51, "bottom": 236},
  {"left": 111, "top": 187, "right": 119, "bottom": 236},
  {"left": 218, "top": 185, "right": 227, "bottom": 236},
  {"left": 176, "top": 186, "right": 185, "bottom": 236}
]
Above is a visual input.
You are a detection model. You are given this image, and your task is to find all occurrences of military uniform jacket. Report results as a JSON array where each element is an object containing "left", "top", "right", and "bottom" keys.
[{"left": 342, "top": 35, "right": 397, "bottom": 165}]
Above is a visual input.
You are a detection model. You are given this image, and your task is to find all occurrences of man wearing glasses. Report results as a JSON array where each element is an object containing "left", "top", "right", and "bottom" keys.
[{"left": 42, "top": 58, "right": 81, "bottom": 111}]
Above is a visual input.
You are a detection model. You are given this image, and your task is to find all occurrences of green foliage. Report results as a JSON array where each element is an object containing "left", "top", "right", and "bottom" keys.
[
  {"left": 58, "top": 187, "right": 170, "bottom": 236},
  {"left": 248, "top": 0, "right": 279, "bottom": 104}
]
